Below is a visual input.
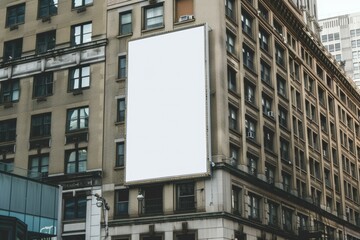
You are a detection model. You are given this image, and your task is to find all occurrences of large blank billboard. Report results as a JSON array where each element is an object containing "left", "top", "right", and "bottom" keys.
[{"left": 125, "top": 24, "right": 210, "bottom": 184}]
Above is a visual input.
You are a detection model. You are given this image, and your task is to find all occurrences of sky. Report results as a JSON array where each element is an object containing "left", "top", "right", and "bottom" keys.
[{"left": 317, "top": 0, "right": 360, "bottom": 19}]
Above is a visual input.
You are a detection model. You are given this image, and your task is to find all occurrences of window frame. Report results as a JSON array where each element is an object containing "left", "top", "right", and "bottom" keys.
[
  {"left": 118, "top": 55, "right": 127, "bottom": 79},
  {"left": 71, "top": 22, "right": 92, "bottom": 46},
  {"left": 30, "top": 112, "right": 51, "bottom": 139},
  {"left": 3, "top": 38, "right": 23, "bottom": 60},
  {"left": 66, "top": 106, "right": 89, "bottom": 132},
  {"left": 72, "top": 0, "right": 93, "bottom": 9},
  {"left": 119, "top": 11, "right": 132, "bottom": 36},
  {"left": 176, "top": 182, "right": 195, "bottom": 211},
  {"left": 143, "top": 3, "right": 164, "bottom": 30},
  {"left": 117, "top": 98, "right": 126, "bottom": 122},
  {"left": 241, "top": 11, "right": 253, "bottom": 37},
  {"left": 65, "top": 148, "right": 87, "bottom": 174},
  {"left": 38, "top": 0, "right": 58, "bottom": 19},
  {"left": 0, "top": 79, "right": 20, "bottom": 103},
  {"left": 0, "top": 119, "right": 17, "bottom": 143},
  {"left": 116, "top": 142, "right": 125, "bottom": 167},
  {"left": 6, "top": 3, "right": 25, "bottom": 27},
  {"left": 68, "top": 65, "right": 91, "bottom": 91},
  {"left": 28, "top": 153, "right": 49, "bottom": 178},
  {"left": 36, "top": 30, "right": 56, "bottom": 54},
  {"left": 63, "top": 193, "right": 87, "bottom": 220},
  {"left": 115, "top": 189, "right": 129, "bottom": 217},
  {"left": 248, "top": 193, "right": 260, "bottom": 220},
  {"left": 242, "top": 44, "right": 254, "bottom": 70},
  {"left": 33, "top": 72, "right": 53, "bottom": 98}
]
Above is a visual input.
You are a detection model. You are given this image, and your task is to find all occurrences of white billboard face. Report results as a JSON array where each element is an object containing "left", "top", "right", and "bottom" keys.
[{"left": 125, "top": 25, "right": 210, "bottom": 184}]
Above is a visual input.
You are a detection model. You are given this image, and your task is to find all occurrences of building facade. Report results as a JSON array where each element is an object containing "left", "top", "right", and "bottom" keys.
[
  {"left": 319, "top": 12, "right": 360, "bottom": 87},
  {"left": 0, "top": 0, "right": 107, "bottom": 239},
  {"left": 2, "top": 0, "right": 360, "bottom": 240}
]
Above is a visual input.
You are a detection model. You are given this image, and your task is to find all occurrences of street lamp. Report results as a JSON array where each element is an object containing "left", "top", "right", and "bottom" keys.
[{"left": 93, "top": 193, "right": 110, "bottom": 237}]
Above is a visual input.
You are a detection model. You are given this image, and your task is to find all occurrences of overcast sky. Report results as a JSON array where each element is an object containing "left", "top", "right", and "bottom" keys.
[{"left": 317, "top": 0, "right": 360, "bottom": 19}]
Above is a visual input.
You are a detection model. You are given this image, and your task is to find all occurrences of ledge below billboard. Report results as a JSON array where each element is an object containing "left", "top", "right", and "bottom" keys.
[{"left": 125, "top": 24, "right": 210, "bottom": 184}]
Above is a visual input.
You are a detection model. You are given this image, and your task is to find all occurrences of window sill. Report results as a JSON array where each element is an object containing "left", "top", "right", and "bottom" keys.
[
  {"left": 115, "top": 121, "right": 125, "bottom": 126},
  {"left": 141, "top": 25, "right": 165, "bottom": 34},
  {"left": 174, "top": 18, "right": 195, "bottom": 25},
  {"left": 114, "top": 166, "right": 125, "bottom": 170},
  {"left": 117, "top": 33, "right": 133, "bottom": 39},
  {"left": 115, "top": 77, "right": 126, "bottom": 82}
]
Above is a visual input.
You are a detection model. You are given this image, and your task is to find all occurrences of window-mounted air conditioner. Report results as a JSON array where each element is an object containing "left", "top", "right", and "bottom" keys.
[
  {"left": 178, "top": 15, "right": 194, "bottom": 22},
  {"left": 247, "top": 131, "right": 255, "bottom": 139},
  {"left": 267, "top": 111, "right": 274, "bottom": 117}
]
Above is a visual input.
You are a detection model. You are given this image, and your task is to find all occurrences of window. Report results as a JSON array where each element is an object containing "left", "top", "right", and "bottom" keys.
[
  {"left": 226, "top": 30, "right": 236, "bottom": 54},
  {"left": 247, "top": 154, "right": 257, "bottom": 176},
  {"left": 230, "top": 144, "right": 239, "bottom": 165},
  {"left": 277, "top": 75, "right": 286, "bottom": 97},
  {"left": 262, "top": 94, "right": 272, "bottom": 116},
  {"left": 64, "top": 194, "right": 86, "bottom": 220},
  {"left": 69, "top": 66, "right": 90, "bottom": 91},
  {"left": 228, "top": 66, "right": 237, "bottom": 92},
  {"left": 273, "top": 19, "right": 283, "bottom": 35},
  {"left": 0, "top": 79, "right": 19, "bottom": 104},
  {"left": 280, "top": 138, "right": 289, "bottom": 161},
  {"left": 298, "top": 214, "right": 308, "bottom": 231},
  {"left": 248, "top": 193, "right": 260, "bottom": 219},
  {"left": 259, "top": 28, "right": 269, "bottom": 52},
  {"left": 0, "top": 159, "right": 14, "bottom": 173},
  {"left": 119, "top": 11, "right": 132, "bottom": 35},
  {"left": 72, "top": 0, "right": 93, "bottom": 8},
  {"left": 275, "top": 44, "right": 285, "bottom": 67},
  {"left": 140, "top": 185, "right": 163, "bottom": 214},
  {"left": 265, "top": 164, "right": 275, "bottom": 185},
  {"left": 28, "top": 154, "right": 49, "bottom": 177},
  {"left": 117, "top": 98, "right": 126, "bottom": 122},
  {"left": 175, "top": 0, "right": 194, "bottom": 22},
  {"left": 36, "top": 30, "right": 56, "bottom": 54},
  {"left": 278, "top": 106, "right": 287, "bottom": 128},
  {"left": 225, "top": 0, "right": 235, "bottom": 20},
  {"left": 144, "top": 4, "right": 164, "bottom": 30},
  {"left": 260, "top": 61, "right": 271, "bottom": 84},
  {"left": 4, "top": 38, "right": 23, "bottom": 60},
  {"left": 0, "top": 119, "right": 16, "bottom": 142},
  {"left": 116, "top": 142, "right": 125, "bottom": 167},
  {"left": 115, "top": 189, "right": 129, "bottom": 217},
  {"left": 258, "top": 4, "right": 268, "bottom": 20},
  {"left": 71, "top": 22, "right": 92, "bottom": 45},
  {"left": 38, "top": 0, "right": 58, "bottom": 18},
  {"left": 282, "top": 207, "right": 293, "bottom": 231},
  {"left": 245, "top": 81, "right": 255, "bottom": 104},
  {"left": 243, "top": 45, "right": 254, "bottom": 70},
  {"left": 245, "top": 117, "right": 256, "bottom": 140},
  {"left": 176, "top": 182, "right": 195, "bottom": 211},
  {"left": 6, "top": 3, "right": 25, "bottom": 27},
  {"left": 282, "top": 172, "right": 291, "bottom": 192},
  {"left": 30, "top": 113, "right": 51, "bottom": 138},
  {"left": 33, "top": 72, "right": 53, "bottom": 98},
  {"left": 264, "top": 128, "right": 274, "bottom": 151},
  {"left": 241, "top": 11, "right": 253, "bottom": 36},
  {"left": 268, "top": 201, "right": 278, "bottom": 226},
  {"left": 175, "top": 233, "right": 195, "bottom": 240},
  {"left": 229, "top": 105, "right": 238, "bottom": 130},
  {"left": 65, "top": 148, "right": 87, "bottom": 173},
  {"left": 66, "top": 106, "right": 89, "bottom": 132},
  {"left": 232, "top": 186, "right": 242, "bottom": 214}
]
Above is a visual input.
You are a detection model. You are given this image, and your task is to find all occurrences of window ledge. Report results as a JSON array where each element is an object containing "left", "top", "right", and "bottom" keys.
[
  {"left": 141, "top": 25, "right": 165, "bottom": 34},
  {"left": 115, "top": 77, "right": 126, "bottom": 82},
  {"left": 117, "top": 33, "right": 133, "bottom": 39},
  {"left": 115, "top": 121, "right": 125, "bottom": 126},
  {"left": 114, "top": 166, "right": 125, "bottom": 170}
]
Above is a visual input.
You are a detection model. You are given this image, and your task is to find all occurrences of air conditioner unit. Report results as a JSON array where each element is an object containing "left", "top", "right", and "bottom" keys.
[
  {"left": 179, "top": 15, "right": 194, "bottom": 22},
  {"left": 267, "top": 111, "right": 274, "bottom": 117},
  {"left": 247, "top": 95, "right": 253, "bottom": 102},
  {"left": 247, "top": 131, "right": 255, "bottom": 139}
]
